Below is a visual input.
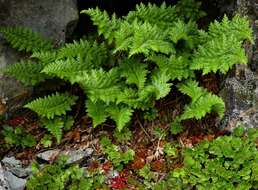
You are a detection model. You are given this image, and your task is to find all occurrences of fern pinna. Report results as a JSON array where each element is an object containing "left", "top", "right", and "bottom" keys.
[{"left": 0, "top": 0, "right": 253, "bottom": 139}]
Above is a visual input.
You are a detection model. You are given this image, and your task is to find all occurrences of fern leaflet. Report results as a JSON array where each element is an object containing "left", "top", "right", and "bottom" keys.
[
  {"left": 81, "top": 8, "right": 120, "bottom": 44},
  {"left": 24, "top": 93, "right": 77, "bottom": 119},
  {"left": 119, "top": 59, "right": 148, "bottom": 89},
  {"left": 85, "top": 99, "right": 109, "bottom": 127},
  {"left": 107, "top": 105, "right": 133, "bottom": 131},
  {"left": 125, "top": 2, "right": 178, "bottom": 28},
  {"left": 0, "top": 27, "right": 53, "bottom": 52},
  {"left": 191, "top": 35, "right": 247, "bottom": 74},
  {"left": 3, "top": 60, "right": 49, "bottom": 86},
  {"left": 177, "top": 80, "right": 225, "bottom": 120}
]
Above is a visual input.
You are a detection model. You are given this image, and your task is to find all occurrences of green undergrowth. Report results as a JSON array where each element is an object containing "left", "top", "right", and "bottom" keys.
[
  {"left": 26, "top": 127, "right": 258, "bottom": 189},
  {"left": 153, "top": 127, "right": 258, "bottom": 190},
  {"left": 26, "top": 156, "right": 106, "bottom": 190},
  {"left": 1, "top": 125, "right": 36, "bottom": 148},
  {"left": 100, "top": 136, "right": 135, "bottom": 170}
]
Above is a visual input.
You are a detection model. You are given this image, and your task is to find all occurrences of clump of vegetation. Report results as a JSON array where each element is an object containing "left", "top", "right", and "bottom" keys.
[
  {"left": 100, "top": 137, "right": 135, "bottom": 170},
  {"left": 0, "top": 0, "right": 253, "bottom": 143},
  {"left": 154, "top": 127, "right": 258, "bottom": 190},
  {"left": 2, "top": 126, "right": 36, "bottom": 148},
  {"left": 26, "top": 156, "right": 105, "bottom": 190}
]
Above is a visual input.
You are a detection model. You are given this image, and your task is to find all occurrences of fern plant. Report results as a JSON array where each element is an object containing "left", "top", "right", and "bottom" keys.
[{"left": 0, "top": 0, "right": 253, "bottom": 137}]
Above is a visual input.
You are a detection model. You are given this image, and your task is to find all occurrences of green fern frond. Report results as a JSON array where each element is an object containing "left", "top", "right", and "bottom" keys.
[
  {"left": 177, "top": 80, "right": 204, "bottom": 102},
  {"left": 85, "top": 99, "right": 109, "bottom": 127},
  {"left": 55, "top": 40, "right": 108, "bottom": 71},
  {"left": 178, "top": 80, "right": 225, "bottom": 120},
  {"left": 81, "top": 8, "right": 120, "bottom": 44},
  {"left": 24, "top": 93, "right": 78, "bottom": 119},
  {"left": 140, "top": 69, "right": 172, "bottom": 100},
  {"left": 180, "top": 94, "right": 225, "bottom": 120},
  {"left": 76, "top": 69, "right": 121, "bottom": 104},
  {"left": 107, "top": 105, "right": 133, "bottom": 131},
  {"left": 150, "top": 55, "right": 194, "bottom": 80},
  {"left": 113, "top": 21, "right": 134, "bottom": 53},
  {"left": 41, "top": 117, "right": 64, "bottom": 144},
  {"left": 42, "top": 58, "right": 92, "bottom": 82},
  {"left": 3, "top": 60, "right": 49, "bottom": 86},
  {"left": 191, "top": 35, "right": 247, "bottom": 74},
  {"left": 115, "top": 21, "right": 174, "bottom": 57},
  {"left": 169, "top": 20, "right": 200, "bottom": 49},
  {"left": 0, "top": 27, "right": 53, "bottom": 52},
  {"left": 31, "top": 51, "right": 57, "bottom": 64},
  {"left": 119, "top": 59, "right": 148, "bottom": 89},
  {"left": 58, "top": 40, "right": 107, "bottom": 64},
  {"left": 58, "top": 39, "right": 91, "bottom": 59},
  {"left": 42, "top": 41, "right": 108, "bottom": 82},
  {"left": 207, "top": 15, "right": 253, "bottom": 43},
  {"left": 125, "top": 2, "right": 178, "bottom": 28},
  {"left": 116, "top": 88, "right": 139, "bottom": 106},
  {"left": 41, "top": 116, "right": 74, "bottom": 144},
  {"left": 86, "top": 99, "right": 134, "bottom": 130},
  {"left": 175, "top": 0, "right": 206, "bottom": 21}
]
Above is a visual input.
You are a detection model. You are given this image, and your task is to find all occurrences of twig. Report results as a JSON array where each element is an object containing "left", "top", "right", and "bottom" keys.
[{"left": 136, "top": 117, "right": 152, "bottom": 142}]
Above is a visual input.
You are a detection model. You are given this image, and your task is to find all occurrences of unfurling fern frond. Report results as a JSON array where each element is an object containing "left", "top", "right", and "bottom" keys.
[
  {"left": 125, "top": 2, "right": 178, "bottom": 28},
  {"left": 119, "top": 59, "right": 148, "bottom": 89},
  {"left": 191, "top": 35, "right": 247, "bottom": 74},
  {"left": 0, "top": 27, "right": 53, "bottom": 52},
  {"left": 3, "top": 60, "right": 49, "bottom": 86},
  {"left": 207, "top": 15, "right": 253, "bottom": 43},
  {"left": 177, "top": 80, "right": 225, "bottom": 120},
  {"left": 81, "top": 8, "right": 120, "bottom": 44},
  {"left": 24, "top": 93, "right": 78, "bottom": 119}
]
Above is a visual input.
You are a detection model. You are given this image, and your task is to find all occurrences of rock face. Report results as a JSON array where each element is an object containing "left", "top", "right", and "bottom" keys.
[
  {"left": 36, "top": 147, "right": 94, "bottom": 164},
  {"left": 219, "top": 0, "right": 258, "bottom": 131},
  {"left": 0, "top": 157, "right": 31, "bottom": 190},
  {"left": 0, "top": 162, "right": 10, "bottom": 190},
  {"left": 0, "top": 0, "right": 78, "bottom": 116}
]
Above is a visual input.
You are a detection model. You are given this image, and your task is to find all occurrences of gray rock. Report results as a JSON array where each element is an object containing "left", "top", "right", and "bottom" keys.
[
  {"left": 0, "top": 163, "right": 10, "bottom": 190},
  {"left": 4, "top": 171, "right": 26, "bottom": 190},
  {"left": 2, "top": 157, "right": 31, "bottom": 178},
  {"left": 37, "top": 147, "right": 94, "bottom": 165},
  {"left": 219, "top": 0, "right": 258, "bottom": 131},
  {"left": 0, "top": 0, "right": 78, "bottom": 115},
  {"left": 61, "top": 148, "right": 94, "bottom": 164},
  {"left": 0, "top": 40, "right": 32, "bottom": 115},
  {"left": 0, "top": 0, "right": 78, "bottom": 44},
  {"left": 219, "top": 66, "right": 258, "bottom": 131},
  {"left": 36, "top": 149, "right": 61, "bottom": 162}
]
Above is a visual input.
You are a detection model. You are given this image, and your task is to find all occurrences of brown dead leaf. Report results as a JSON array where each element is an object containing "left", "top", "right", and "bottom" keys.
[{"left": 151, "top": 159, "right": 166, "bottom": 172}]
